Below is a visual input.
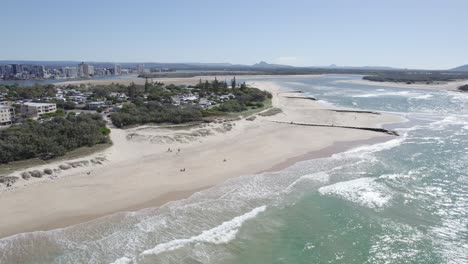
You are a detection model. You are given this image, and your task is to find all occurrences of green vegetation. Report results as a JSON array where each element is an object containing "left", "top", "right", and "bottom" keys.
[
  {"left": 0, "top": 83, "right": 56, "bottom": 100},
  {"left": 226, "top": 98, "right": 272, "bottom": 117},
  {"left": 111, "top": 103, "right": 203, "bottom": 128},
  {"left": 39, "top": 109, "right": 66, "bottom": 119},
  {"left": 110, "top": 79, "right": 272, "bottom": 127},
  {"left": 0, "top": 143, "right": 112, "bottom": 176},
  {"left": 212, "top": 85, "right": 271, "bottom": 112},
  {"left": 363, "top": 72, "right": 468, "bottom": 84},
  {"left": 258, "top": 107, "right": 282, "bottom": 117},
  {"left": 0, "top": 114, "right": 110, "bottom": 164}
]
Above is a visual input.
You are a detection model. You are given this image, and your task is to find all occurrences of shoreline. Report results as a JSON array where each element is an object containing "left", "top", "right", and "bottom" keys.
[
  {"left": 0, "top": 79, "right": 404, "bottom": 239},
  {"left": 338, "top": 78, "right": 468, "bottom": 91},
  {"left": 10, "top": 135, "right": 396, "bottom": 238},
  {"left": 56, "top": 74, "right": 323, "bottom": 86}
]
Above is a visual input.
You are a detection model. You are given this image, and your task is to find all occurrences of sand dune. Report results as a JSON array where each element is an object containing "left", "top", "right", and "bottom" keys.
[{"left": 0, "top": 80, "right": 403, "bottom": 238}]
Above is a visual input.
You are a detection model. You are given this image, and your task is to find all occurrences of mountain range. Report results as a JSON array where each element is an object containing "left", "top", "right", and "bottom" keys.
[
  {"left": 451, "top": 64, "right": 468, "bottom": 71},
  {"left": 0, "top": 60, "right": 467, "bottom": 72}
]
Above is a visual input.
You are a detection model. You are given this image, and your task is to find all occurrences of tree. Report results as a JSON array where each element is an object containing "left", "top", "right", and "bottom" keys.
[
  {"left": 144, "top": 78, "right": 150, "bottom": 93},
  {"left": 213, "top": 77, "right": 219, "bottom": 92},
  {"left": 128, "top": 82, "right": 137, "bottom": 100},
  {"left": 0, "top": 113, "right": 110, "bottom": 164},
  {"left": 231, "top": 76, "right": 236, "bottom": 89},
  {"left": 240, "top": 82, "right": 247, "bottom": 91}
]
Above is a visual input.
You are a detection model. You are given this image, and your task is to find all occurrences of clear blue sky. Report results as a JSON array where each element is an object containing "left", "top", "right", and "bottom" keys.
[{"left": 2, "top": 0, "right": 467, "bottom": 69}]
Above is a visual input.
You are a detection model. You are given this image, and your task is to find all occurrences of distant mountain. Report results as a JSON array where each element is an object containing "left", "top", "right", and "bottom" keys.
[
  {"left": 451, "top": 64, "right": 468, "bottom": 71},
  {"left": 0, "top": 60, "right": 403, "bottom": 71},
  {"left": 251, "top": 61, "right": 295, "bottom": 69},
  {"left": 311, "top": 64, "right": 401, "bottom": 70}
]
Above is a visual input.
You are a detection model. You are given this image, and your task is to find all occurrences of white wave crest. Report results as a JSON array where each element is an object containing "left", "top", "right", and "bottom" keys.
[
  {"left": 140, "top": 205, "right": 266, "bottom": 256},
  {"left": 430, "top": 116, "right": 468, "bottom": 130},
  {"left": 318, "top": 177, "right": 393, "bottom": 209},
  {"left": 413, "top": 94, "right": 433, "bottom": 100},
  {"left": 285, "top": 171, "right": 330, "bottom": 192},
  {"left": 332, "top": 134, "right": 407, "bottom": 160},
  {"left": 352, "top": 91, "right": 413, "bottom": 98},
  {"left": 110, "top": 256, "right": 132, "bottom": 264},
  {"left": 352, "top": 90, "right": 434, "bottom": 100}
]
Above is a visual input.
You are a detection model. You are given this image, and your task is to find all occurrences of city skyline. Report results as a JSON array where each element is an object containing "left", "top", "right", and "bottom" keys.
[{"left": 2, "top": 0, "right": 468, "bottom": 70}]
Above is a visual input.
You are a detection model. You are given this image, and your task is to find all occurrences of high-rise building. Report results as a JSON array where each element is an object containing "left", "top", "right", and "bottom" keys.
[
  {"left": 63, "top": 67, "right": 78, "bottom": 78},
  {"left": 77, "top": 62, "right": 94, "bottom": 77},
  {"left": 31, "top": 65, "right": 46, "bottom": 78},
  {"left": 77, "top": 62, "right": 85, "bottom": 77},
  {"left": 137, "top": 64, "right": 145, "bottom": 74},
  {"left": 84, "top": 64, "right": 94, "bottom": 76},
  {"left": 114, "top": 64, "right": 122, "bottom": 75},
  {"left": 11, "top": 64, "right": 23, "bottom": 75}
]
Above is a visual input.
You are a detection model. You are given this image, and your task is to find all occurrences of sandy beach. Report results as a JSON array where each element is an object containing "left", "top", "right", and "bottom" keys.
[
  {"left": 60, "top": 74, "right": 468, "bottom": 92},
  {"left": 0, "top": 80, "right": 403, "bottom": 239},
  {"left": 58, "top": 74, "right": 323, "bottom": 86},
  {"left": 337, "top": 78, "right": 468, "bottom": 91}
]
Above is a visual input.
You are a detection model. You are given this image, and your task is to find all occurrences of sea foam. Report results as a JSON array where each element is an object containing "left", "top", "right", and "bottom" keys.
[
  {"left": 110, "top": 256, "right": 132, "bottom": 264},
  {"left": 332, "top": 134, "right": 407, "bottom": 160},
  {"left": 140, "top": 205, "right": 266, "bottom": 256},
  {"left": 318, "top": 177, "right": 393, "bottom": 209}
]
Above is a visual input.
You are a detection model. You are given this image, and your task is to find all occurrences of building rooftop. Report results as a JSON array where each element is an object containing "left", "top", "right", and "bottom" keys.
[{"left": 23, "top": 102, "right": 56, "bottom": 107}]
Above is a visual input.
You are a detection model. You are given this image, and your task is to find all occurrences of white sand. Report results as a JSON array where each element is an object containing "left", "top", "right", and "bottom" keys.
[
  {"left": 0, "top": 80, "right": 403, "bottom": 238},
  {"left": 57, "top": 74, "right": 323, "bottom": 86}
]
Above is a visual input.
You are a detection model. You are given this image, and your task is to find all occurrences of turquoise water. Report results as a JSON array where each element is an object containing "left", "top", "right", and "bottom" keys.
[{"left": 1, "top": 75, "right": 467, "bottom": 264}]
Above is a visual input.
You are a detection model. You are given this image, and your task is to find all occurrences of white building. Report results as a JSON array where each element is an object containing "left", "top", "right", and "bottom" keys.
[
  {"left": 63, "top": 67, "right": 78, "bottom": 78},
  {"left": 87, "top": 101, "right": 106, "bottom": 110},
  {"left": 0, "top": 102, "right": 15, "bottom": 126},
  {"left": 114, "top": 64, "right": 122, "bottom": 75},
  {"left": 20, "top": 102, "right": 57, "bottom": 118},
  {"left": 137, "top": 64, "right": 145, "bottom": 74},
  {"left": 85, "top": 64, "right": 94, "bottom": 76},
  {"left": 77, "top": 62, "right": 94, "bottom": 77}
]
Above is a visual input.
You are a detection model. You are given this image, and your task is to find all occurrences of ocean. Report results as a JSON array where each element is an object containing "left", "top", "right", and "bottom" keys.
[{"left": 1, "top": 75, "right": 467, "bottom": 264}]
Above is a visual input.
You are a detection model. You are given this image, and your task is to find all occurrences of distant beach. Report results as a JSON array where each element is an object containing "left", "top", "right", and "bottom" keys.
[{"left": 337, "top": 78, "right": 468, "bottom": 91}]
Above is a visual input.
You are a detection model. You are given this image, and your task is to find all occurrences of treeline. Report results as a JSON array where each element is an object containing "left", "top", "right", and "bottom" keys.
[
  {"left": 0, "top": 83, "right": 56, "bottom": 100},
  {"left": 111, "top": 102, "right": 202, "bottom": 128},
  {"left": 363, "top": 72, "right": 468, "bottom": 84},
  {"left": 110, "top": 79, "right": 271, "bottom": 127},
  {"left": 213, "top": 85, "right": 271, "bottom": 112},
  {"left": 0, "top": 113, "right": 110, "bottom": 164}
]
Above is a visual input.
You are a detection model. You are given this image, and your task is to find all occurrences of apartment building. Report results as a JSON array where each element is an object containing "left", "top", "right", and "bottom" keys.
[
  {"left": 0, "top": 102, "right": 15, "bottom": 126},
  {"left": 20, "top": 102, "right": 57, "bottom": 118}
]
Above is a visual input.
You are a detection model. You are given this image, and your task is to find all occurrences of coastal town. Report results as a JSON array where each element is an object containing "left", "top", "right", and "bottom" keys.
[
  {"left": 0, "top": 75, "right": 265, "bottom": 127},
  {"left": 0, "top": 74, "right": 273, "bottom": 167},
  {"left": 2, "top": 1, "right": 468, "bottom": 263},
  {"left": 0, "top": 62, "right": 175, "bottom": 81}
]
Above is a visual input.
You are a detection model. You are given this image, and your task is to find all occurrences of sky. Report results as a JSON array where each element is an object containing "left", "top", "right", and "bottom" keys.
[{"left": 2, "top": 0, "right": 468, "bottom": 70}]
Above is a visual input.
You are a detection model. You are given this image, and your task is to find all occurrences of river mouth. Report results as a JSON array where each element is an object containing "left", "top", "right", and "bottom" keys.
[{"left": 1, "top": 75, "right": 467, "bottom": 264}]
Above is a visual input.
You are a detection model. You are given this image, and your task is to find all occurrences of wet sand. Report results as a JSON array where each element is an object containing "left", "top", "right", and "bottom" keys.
[{"left": 0, "top": 80, "right": 403, "bottom": 238}]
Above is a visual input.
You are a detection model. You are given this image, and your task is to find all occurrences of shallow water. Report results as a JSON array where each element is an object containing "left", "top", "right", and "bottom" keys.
[{"left": 1, "top": 75, "right": 467, "bottom": 264}]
